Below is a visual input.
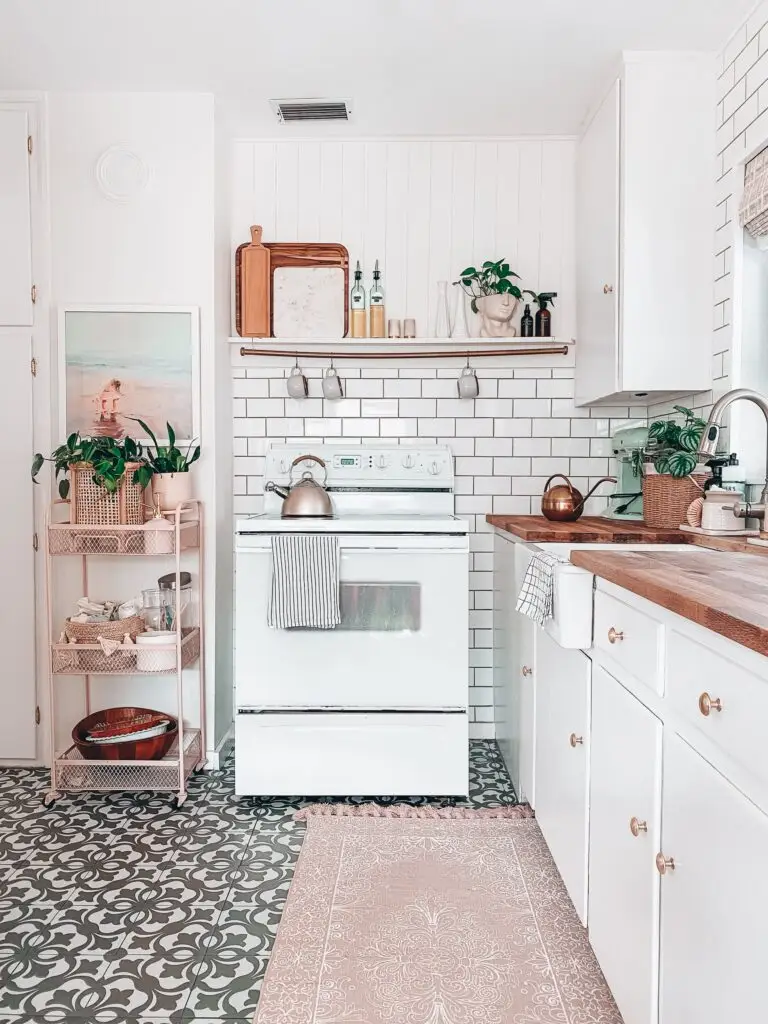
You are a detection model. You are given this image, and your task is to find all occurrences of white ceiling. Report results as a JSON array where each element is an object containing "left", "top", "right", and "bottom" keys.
[{"left": 0, "top": 0, "right": 753, "bottom": 136}]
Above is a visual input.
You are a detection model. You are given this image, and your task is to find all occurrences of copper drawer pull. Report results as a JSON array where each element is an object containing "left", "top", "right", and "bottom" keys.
[
  {"left": 698, "top": 692, "right": 723, "bottom": 716},
  {"left": 608, "top": 627, "right": 624, "bottom": 644},
  {"left": 629, "top": 817, "right": 648, "bottom": 837},
  {"left": 603, "top": 284, "right": 614, "bottom": 294},
  {"left": 656, "top": 852, "right": 675, "bottom": 875},
  {"left": 522, "top": 665, "right": 533, "bottom": 677},
  {"left": 569, "top": 733, "right": 583, "bottom": 747}
]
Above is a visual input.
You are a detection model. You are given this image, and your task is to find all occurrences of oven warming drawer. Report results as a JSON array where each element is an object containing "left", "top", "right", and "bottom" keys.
[{"left": 235, "top": 711, "right": 469, "bottom": 796}]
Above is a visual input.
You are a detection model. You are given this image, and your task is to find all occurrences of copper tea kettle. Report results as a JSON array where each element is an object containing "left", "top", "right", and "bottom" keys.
[
  {"left": 541, "top": 473, "right": 616, "bottom": 522},
  {"left": 265, "top": 455, "right": 333, "bottom": 518}
]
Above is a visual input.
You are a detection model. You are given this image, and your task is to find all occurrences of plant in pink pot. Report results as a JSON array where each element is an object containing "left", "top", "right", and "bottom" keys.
[{"left": 132, "top": 419, "right": 200, "bottom": 511}]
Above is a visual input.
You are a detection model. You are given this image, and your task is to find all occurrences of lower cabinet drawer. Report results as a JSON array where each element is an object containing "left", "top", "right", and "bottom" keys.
[
  {"left": 666, "top": 629, "right": 768, "bottom": 789},
  {"left": 594, "top": 588, "right": 663, "bottom": 695},
  {"left": 235, "top": 712, "right": 469, "bottom": 796},
  {"left": 589, "top": 665, "right": 662, "bottom": 1024}
]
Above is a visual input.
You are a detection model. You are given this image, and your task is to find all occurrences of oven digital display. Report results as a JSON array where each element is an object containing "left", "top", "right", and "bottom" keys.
[{"left": 337, "top": 456, "right": 359, "bottom": 467}]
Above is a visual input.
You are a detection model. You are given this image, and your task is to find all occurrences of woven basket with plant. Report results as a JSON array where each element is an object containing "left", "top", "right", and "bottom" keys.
[{"left": 640, "top": 406, "right": 707, "bottom": 529}]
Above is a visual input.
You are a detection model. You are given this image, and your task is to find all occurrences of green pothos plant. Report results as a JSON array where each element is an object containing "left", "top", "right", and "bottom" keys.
[
  {"left": 455, "top": 259, "right": 523, "bottom": 313},
  {"left": 131, "top": 419, "right": 200, "bottom": 491},
  {"left": 31, "top": 433, "right": 145, "bottom": 499},
  {"left": 634, "top": 405, "right": 708, "bottom": 479}
]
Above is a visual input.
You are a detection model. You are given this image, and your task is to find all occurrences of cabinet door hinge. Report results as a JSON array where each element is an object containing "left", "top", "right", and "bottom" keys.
[
  {"left": 33, "top": 532, "right": 39, "bottom": 552},
  {"left": 30, "top": 356, "right": 38, "bottom": 377},
  {"left": 27, "top": 135, "right": 33, "bottom": 155},
  {"left": 30, "top": 284, "right": 37, "bottom": 304},
  {"left": 35, "top": 706, "right": 41, "bottom": 725}
]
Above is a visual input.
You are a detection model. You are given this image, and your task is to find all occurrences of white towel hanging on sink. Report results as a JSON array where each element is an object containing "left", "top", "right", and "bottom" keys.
[
  {"left": 515, "top": 550, "right": 568, "bottom": 627},
  {"left": 268, "top": 534, "right": 341, "bottom": 629}
]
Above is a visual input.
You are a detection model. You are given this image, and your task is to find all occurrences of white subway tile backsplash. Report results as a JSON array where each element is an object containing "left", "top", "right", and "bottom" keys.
[
  {"left": 418, "top": 418, "right": 456, "bottom": 436},
  {"left": 380, "top": 418, "right": 418, "bottom": 436},
  {"left": 537, "top": 378, "right": 575, "bottom": 398},
  {"left": 421, "top": 378, "right": 461, "bottom": 398},
  {"left": 532, "top": 418, "right": 570, "bottom": 437},
  {"left": 514, "top": 398, "right": 551, "bottom": 417},
  {"left": 361, "top": 399, "right": 399, "bottom": 418},
  {"left": 234, "top": 377, "right": 270, "bottom": 398},
  {"left": 304, "top": 418, "right": 342, "bottom": 436},
  {"left": 551, "top": 437, "right": 590, "bottom": 457},
  {"left": 475, "top": 437, "right": 514, "bottom": 456},
  {"left": 232, "top": 398, "right": 247, "bottom": 418},
  {"left": 247, "top": 398, "right": 285, "bottom": 417},
  {"left": 322, "top": 399, "right": 361, "bottom": 418},
  {"left": 443, "top": 437, "right": 476, "bottom": 455},
  {"left": 493, "top": 457, "right": 532, "bottom": 476},
  {"left": 514, "top": 437, "right": 551, "bottom": 456},
  {"left": 399, "top": 398, "right": 438, "bottom": 417},
  {"left": 345, "top": 379, "right": 385, "bottom": 398},
  {"left": 383, "top": 378, "right": 422, "bottom": 398},
  {"left": 456, "top": 457, "right": 493, "bottom": 476},
  {"left": 342, "top": 418, "right": 380, "bottom": 435},
  {"left": 497, "top": 378, "right": 537, "bottom": 398},
  {"left": 437, "top": 398, "right": 477, "bottom": 418},
  {"left": 456, "top": 418, "right": 493, "bottom": 436},
  {"left": 285, "top": 398, "right": 323, "bottom": 417},
  {"left": 475, "top": 398, "right": 514, "bottom": 418},
  {"left": 494, "top": 418, "right": 532, "bottom": 437}
]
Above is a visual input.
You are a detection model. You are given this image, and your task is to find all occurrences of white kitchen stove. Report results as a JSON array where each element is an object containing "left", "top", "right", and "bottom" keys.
[{"left": 234, "top": 444, "right": 470, "bottom": 797}]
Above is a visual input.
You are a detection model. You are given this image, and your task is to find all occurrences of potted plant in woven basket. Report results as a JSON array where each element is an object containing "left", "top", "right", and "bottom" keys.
[
  {"left": 32, "top": 434, "right": 147, "bottom": 526},
  {"left": 640, "top": 406, "right": 707, "bottom": 529},
  {"left": 132, "top": 420, "right": 200, "bottom": 510}
]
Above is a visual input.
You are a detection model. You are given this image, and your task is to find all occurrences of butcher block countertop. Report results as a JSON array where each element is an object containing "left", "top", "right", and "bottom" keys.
[
  {"left": 487, "top": 515, "right": 688, "bottom": 544},
  {"left": 570, "top": 548, "right": 768, "bottom": 657}
]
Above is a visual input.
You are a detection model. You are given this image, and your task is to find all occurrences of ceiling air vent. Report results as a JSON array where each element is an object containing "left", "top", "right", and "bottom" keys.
[{"left": 270, "top": 98, "right": 351, "bottom": 124}]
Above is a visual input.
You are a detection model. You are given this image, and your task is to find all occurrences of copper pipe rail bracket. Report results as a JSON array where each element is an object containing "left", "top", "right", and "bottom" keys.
[{"left": 239, "top": 344, "right": 570, "bottom": 360}]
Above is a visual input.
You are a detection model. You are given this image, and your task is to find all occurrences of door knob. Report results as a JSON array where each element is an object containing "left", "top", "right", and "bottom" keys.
[
  {"left": 569, "top": 733, "right": 583, "bottom": 747},
  {"left": 656, "top": 852, "right": 675, "bottom": 875},
  {"left": 698, "top": 692, "right": 723, "bottom": 716},
  {"left": 608, "top": 627, "right": 624, "bottom": 644},
  {"left": 603, "top": 284, "right": 614, "bottom": 294},
  {"left": 629, "top": 816, "right": 648, "bottom": 837},
  {"left": 522, "top": 665, "right": 533, "bottom": 677}
]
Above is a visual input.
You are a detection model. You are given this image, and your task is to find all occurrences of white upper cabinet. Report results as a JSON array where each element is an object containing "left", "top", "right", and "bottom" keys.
[
  {"left": 575, "top": 55, "right": 714, "bottom": 406},
  {"left": 0, "top": 107, "right": 33, "bottom": 326}
]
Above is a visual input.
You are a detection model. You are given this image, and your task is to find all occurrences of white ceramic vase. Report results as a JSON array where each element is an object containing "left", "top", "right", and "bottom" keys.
[
  {"left": 151, "top": 471, "right": 193, "bottom": 510},
  {"left": 433, "top": 281, "right": 451, "bottom": 338},
  {"left": 451, "top": 285, "right": 471, "bottom": 338}
]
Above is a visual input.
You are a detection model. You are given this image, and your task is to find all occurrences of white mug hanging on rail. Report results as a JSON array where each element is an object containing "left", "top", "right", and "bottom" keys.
[
  {"left": 322, "top": 365, "right": 344, "bottom": 400},
  {"left": 286, "top": 363, "right": 309, "bottom": 399},
  {"left": 457, "top": 364, "right": 479, "bottom": 400}
]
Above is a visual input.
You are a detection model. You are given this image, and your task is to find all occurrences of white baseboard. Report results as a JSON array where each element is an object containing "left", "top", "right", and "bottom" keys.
[{"left": 204, "top": 725, "right": 234, "bottom": 770}]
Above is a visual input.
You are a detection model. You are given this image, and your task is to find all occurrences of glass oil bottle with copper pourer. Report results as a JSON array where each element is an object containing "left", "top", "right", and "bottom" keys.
[
  {"left": 369, "top": 259, "right": 385, "bottom": 338},
  {"left": 350, "top": 261, "right": 367, "bottom": 338}
]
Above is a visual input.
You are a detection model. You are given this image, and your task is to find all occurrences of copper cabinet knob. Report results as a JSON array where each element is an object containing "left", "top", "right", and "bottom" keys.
[
  {"left": 608, "top": 627, "right": 624, "bottom": 644},
  {"left": 603, "top": 284, "right": 614, "bottom": 294},
  {"left": 629, "top": 816, "right": 648, "bottom": 837},
  {"left": 569, "top": 733, "right": 584, "bottom": 748},
  {"left": 656, "top": 852, "right": 675, "bottom": 875},
  {"left": 698, "top": 692, "right": 723, "bottom": 716},
  {"left": 522, "top": 665, "right": 533, "bottom": 677}
]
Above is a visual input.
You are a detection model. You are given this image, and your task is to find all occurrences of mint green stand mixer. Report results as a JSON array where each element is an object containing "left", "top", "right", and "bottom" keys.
[{"left": 602, "top": 424, "right": 649, "bottom": 521}]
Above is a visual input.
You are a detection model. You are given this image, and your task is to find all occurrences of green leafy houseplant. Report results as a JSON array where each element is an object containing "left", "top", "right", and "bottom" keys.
[
  {"left": 31, "top": 433, "right": 144, "bottom": 500},
  {"left": 641, "top": 405, "right": 708, "bottom": 478},
  {"left": 132, "top": 420, "right": 200, "bottom": 490},
  {"left": 455, "top": 259, "right": 523, "bottom": 313}
]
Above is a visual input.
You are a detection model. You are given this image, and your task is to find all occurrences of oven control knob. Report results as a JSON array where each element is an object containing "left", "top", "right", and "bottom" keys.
[
  {"left": 280, "top": 459, "right": 289, "bottom": 474},
  {"left": 428, "top": 460, "right": 441, "bottom": 476},
  {"left": 376, "top": 454, "right": 388, "bottom": 469},
  {"left": 402, "top": 454, "right": 415, "bottom": 469}
]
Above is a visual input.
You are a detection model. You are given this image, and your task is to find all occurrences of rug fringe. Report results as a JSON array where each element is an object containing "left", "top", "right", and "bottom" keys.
[{"left": 295, "top": 803, "right": 534, "bottom": 821}]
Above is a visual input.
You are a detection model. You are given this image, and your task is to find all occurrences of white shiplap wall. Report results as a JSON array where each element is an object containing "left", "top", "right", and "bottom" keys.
[
  {"left": 230, "top": 137, "right": 637, "bottom": 738},
  {"left": 232, "top": 138, "right": 576, "bottom": 341}
]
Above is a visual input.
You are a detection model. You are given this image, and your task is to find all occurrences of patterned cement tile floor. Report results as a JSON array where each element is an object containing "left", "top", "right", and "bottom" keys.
[{"left": 0, "top": 740, "right": 517, "bottom": 1023}]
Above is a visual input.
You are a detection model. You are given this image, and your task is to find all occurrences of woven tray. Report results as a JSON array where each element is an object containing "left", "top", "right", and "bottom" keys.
[{"left": 63, "top": 614, "right": 145, "bottom": 643}]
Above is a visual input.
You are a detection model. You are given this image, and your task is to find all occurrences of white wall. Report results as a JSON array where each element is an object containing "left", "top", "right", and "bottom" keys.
[
  {"left": 45, "top": 92, "right": 231, "bottom": 761},
  {"left": 232, "top": 138, "right": 577, "bottom": 341}
]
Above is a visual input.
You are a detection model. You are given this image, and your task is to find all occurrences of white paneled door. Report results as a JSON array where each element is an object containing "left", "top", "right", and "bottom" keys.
[
  {"left": 0, "top": 335, "right": 37, "bottom": 758},
  {"left": 0, "top": 108, "right": 33, "bottom": 326}
]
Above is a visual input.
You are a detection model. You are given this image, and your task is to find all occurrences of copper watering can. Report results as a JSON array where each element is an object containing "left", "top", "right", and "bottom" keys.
[{"left": 541, "top": 473, "right": 616, "bottom": 522}]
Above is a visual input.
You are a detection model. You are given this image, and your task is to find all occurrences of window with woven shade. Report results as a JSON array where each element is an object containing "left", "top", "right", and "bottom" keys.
[{"left": 740, "top": 146, "right": 768, "bottom": 237}]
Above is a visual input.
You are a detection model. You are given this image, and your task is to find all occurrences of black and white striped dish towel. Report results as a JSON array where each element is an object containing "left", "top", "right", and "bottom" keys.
[
  {"left": 268, "top": 534, "right": 341, "bottom": 629},
  {"left": 515, "top": 550, "right": 568, "bottom": 626}
]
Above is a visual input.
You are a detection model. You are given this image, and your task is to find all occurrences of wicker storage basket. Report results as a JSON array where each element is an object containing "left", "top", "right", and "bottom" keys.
[
  {"left": 643, "top": 472, "right": 705, "bottom": 529},
  {"left": 63, "top": 614, "right": 145, "bottom": 643},
  {"left": 69, "top": 462, "right": 145, "bottom": 526}
]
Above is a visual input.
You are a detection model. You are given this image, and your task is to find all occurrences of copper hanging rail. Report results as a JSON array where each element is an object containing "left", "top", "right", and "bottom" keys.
[{"left": 239, "top": 343, "right": 570, "bottom": 360}]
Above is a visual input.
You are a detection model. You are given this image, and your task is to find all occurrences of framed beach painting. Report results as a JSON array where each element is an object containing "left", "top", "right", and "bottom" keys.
[{"left": 58, "top": 306, "right": 200, "bottom": 443}]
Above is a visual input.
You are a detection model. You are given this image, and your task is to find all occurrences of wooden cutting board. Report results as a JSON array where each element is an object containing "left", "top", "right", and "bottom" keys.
[
  {"left": 486, "top": 515, "right": 689, "bottom": 544},
  {"left": 235, "top": 226, "right": 271, "bottom": 337}
]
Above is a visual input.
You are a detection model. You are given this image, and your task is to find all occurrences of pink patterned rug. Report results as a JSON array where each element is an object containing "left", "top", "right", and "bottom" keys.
[{"left": 254, "top": 805, "right": 622, "bottom": 1024}]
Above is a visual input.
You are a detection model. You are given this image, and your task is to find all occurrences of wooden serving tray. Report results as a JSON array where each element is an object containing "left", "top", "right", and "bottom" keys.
[{"left": 266, "top": 242, "right": 349, "bottom": 338}]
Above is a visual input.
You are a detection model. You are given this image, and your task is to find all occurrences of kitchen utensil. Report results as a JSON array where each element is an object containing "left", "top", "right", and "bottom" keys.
[
  {"left": 457, "top": 364, "right": 479, "bottom": 399},
  {"left": 701, "top": 487, "right": 744, "bottom": 532},
  {"left": 235, "top": 225, "right": 271, "bottom": 338},
  {"left": 321, "top": 366, "right": 344, "bottom": 400},
  {"left": 265, "top": 455, "right": 334, "bottom": 518},
  {"left": 286, "top": 363, "right": 309, "bottom": 398},
  {"left": 265, "top": 242, "right": 349, "bottom": 337},
  {"left": 541, "top": 473, "right": 617, "bottom": 522},
  {"left": 72, "top": 707, "right": 178, "bottom": 761}
]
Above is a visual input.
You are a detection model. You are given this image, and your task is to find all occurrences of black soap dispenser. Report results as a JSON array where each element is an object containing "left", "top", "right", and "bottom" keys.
[
  {"left": 534, "top": 292, "right": 557, "bottom": 337},
  {"left": 520, "top": 303, "right": 534, "bottom": 337}
]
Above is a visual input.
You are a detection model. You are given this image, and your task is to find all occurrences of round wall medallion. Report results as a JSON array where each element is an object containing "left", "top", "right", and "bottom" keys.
[{"left": 95, "top": 145, "right": 151, "bottom": 203}]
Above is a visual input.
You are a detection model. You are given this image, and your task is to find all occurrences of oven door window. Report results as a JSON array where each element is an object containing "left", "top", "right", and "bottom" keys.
[{"left": 338, "top": 582, "right": 420, "bottom": 631}]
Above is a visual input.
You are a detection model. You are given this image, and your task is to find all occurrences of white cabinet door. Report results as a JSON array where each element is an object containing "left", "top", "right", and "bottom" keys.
[
  {"left": 0, "top": 336, "right": 37, "bottom": 758},
  {"left": 659, "top": 734, "right": 768, "bottom": 1024},
  {"left": 534, "top": 629, "right": 591, "bottom": 923},
  {"left": 589, "top": 665, "right": 662, "bottom": 1024},
  {"left": 0, "top": 109, "right": 33, "bottom": 326},
  {"left": 575, "top": 79, "right": 619, "bottom": 405},
  {"left": 493, "top": 535, "right": 515, "bottom": 779},
  {"left": 514, "top": 543, "right": 536, "bottom": 806}
]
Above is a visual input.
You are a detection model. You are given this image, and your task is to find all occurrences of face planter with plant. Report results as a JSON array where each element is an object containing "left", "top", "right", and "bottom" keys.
[
  {"left": 133, "top": 420, "right": 200, "bottom": 509},
  {"left": 639, "top": 405, "right": 708, "bottom": 529},
  {"left": 455, "top": 260, "right": 523, "bottom": 338},
  {"left": 32, "top": 433, "right": 147, "bottom": 525}
]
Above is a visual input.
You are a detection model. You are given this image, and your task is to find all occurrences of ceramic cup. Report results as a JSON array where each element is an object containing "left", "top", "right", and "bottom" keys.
[
  {"left": 388, "top": 319, "right": 402, "bottom": 338},
  {"left": 286, "top": 365, "right": 309, "bottom": 399},
  {"left": 457, "top": 365, "right": 479, "bottom": 399},
  {"left": 403, "top": 318, "right": 416, "bottom": 338},
  {"left": 322, "top": 366, "right": 344, "bottom": 400}
]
